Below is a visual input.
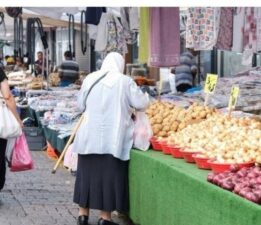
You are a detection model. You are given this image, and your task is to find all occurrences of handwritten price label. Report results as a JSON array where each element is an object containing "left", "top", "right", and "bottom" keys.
[
  {"left": 204, "top": 74, "right": 218, "bottom": 94},
  {"left": 228, "top": 86, "right": 240, "bottom": 109}
]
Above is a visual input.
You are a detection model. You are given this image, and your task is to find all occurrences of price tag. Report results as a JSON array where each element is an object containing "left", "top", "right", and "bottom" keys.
[
  {"left": 204, "top": 74, "right": 218, "bottom": 94},
  {"left": 228, "top": 86, "right": 240, "bottom": 109}
]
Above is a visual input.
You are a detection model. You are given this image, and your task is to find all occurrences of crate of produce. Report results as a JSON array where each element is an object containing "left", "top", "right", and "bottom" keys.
[{"left": 23, "top": 127, "right": 46, "bottom": 151}]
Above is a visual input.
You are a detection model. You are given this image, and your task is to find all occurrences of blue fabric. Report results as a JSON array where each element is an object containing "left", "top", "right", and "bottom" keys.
[{"left": 59, "top": 80, "right": 72, "bottom": 87}]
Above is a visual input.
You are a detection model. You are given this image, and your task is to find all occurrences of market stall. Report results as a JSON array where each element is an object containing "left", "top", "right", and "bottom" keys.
[{"left": 129, "top": 150, "right": 261, "bottom": 225}]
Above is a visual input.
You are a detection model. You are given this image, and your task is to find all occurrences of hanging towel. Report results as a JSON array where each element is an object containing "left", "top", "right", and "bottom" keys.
[
  {"left": 95, "top": 13, "right": 109, "bottom": 52},
  {"left": 149, "top": 7, "right": 180, "bottom": 67},
  {"left": 85, "top": 7, "right": 106, "bottom": 25},
  {"left": 216, "top": 7, "right": 233, "bottom": 51},
  {"left": 255, "top": 8, "right": 261, "bottom": 52},
  {"left": 242, "top": 7, "right": 257, "bottom": 66},
  {"left": 232, "top": 7, "right": 245, "bottom": 53},
  {"left": 243, "top": 7, "right": 257, "bottom": 52},
  {"left": 138, "top": 7, "right": 150, "bottom": 64},
  {"left": 186, "top": 7, "right": 221, "bottom": 51},
  {"left": 120, "top": 7, "right": 139, "bottom": 43}
]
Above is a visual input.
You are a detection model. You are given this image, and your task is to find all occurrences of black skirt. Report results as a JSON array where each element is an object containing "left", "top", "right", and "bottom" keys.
[{"left": 73, "top": 154, "right": 129, "bottom": 212}]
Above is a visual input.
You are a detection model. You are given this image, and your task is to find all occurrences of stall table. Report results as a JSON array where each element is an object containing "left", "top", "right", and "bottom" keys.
[{"left": 129, "top": 150, "right": 261, "bottom": 225}]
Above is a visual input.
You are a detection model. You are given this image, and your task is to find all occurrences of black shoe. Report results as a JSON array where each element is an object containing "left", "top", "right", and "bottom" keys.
[
  {"left": 97, "top": 218, "right": 119, "bottom": 225},
  {"left": 77, "top": 215, "right": 89, "bottom": 225}
]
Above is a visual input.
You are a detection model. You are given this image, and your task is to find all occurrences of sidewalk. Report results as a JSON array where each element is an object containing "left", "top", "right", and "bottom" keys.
[{"left": 0, "top": 152, "right": 132, "bottom": 225}]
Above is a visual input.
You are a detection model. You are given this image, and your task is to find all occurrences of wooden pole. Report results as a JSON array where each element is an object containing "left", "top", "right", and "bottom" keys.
[{"left": 51, "top": 114, "right": 84, "bottom": 174}]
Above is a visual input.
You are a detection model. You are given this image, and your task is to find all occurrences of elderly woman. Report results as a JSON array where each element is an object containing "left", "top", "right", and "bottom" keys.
[
  {"left": 0, "top": 68, "right": 23, "bottom": 191},
  {"left": 73, "top": 52, "right": 150, "bottom": 225}
]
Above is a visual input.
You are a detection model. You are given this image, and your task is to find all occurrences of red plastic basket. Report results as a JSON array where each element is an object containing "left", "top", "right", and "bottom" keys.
[
  {"left": 169, "top": 145, "right": 183, "bottom": 158},
  {"left": 208, "top": 160, "right": 255, "bottom": 173},
  {"left": 192, "top": 153, "right": 211, "bottom": 170},
  {"left": 180, "top": 148, "right": 199, "bottom": 163},
  {"left": 150, "top": 137, "right": 162, "bottom": 151},
  {"left": 161, "top": 143, "right": 171, "bottom": 155}
]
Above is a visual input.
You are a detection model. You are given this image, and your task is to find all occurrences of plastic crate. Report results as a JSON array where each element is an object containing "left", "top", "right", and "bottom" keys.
[{"left": 23, "top": 127, "right": 46, "bottom": 151}]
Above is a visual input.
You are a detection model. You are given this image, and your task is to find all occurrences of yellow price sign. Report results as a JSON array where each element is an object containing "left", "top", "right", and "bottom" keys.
[
  {"left": 228, "top": 86, "right": 240, "bottom": 109},
  {"left": 204, "top": 74, "right": 218, "bottom": 94}
]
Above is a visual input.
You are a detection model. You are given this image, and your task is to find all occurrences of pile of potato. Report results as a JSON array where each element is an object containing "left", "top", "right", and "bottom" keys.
[
  {"left": 146, "top": 101, "right": 217, "bottom": 138},
  {"left": 168, "top": 115, "right": 261, "bottom": 163}
]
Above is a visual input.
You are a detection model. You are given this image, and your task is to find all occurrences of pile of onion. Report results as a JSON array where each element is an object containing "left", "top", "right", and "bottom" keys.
[{"left": 207, "top": 166, "right": 261, "bottom": 204}]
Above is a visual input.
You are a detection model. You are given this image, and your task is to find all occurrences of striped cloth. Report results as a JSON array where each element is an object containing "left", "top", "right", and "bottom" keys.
[{"left": 58, "top": 60, "right": 79, "bottom": 83}]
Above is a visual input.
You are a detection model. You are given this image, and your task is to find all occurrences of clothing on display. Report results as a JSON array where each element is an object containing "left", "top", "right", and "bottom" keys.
[
  {"left": 120, "top": 7, "right": 139, "bottom": 43},
  {"left": 149, "top": 7, "right": 180, "bottom": 67},
  {"left": 85, "top": 7, "right": 106, "bottom": 25},
  {"left": 255, "top": 8, "right": 261, "bottom": 52},
  {"left": 95, "top": 13, "right": 128, "bottom": 55},
  {"left": 216, "top": 7, "right": 233, "bottom": 51},
  {"left": 138, "top": 7, "right": 150, "bottom": 64},
  {"left": 186, "top": 7, "right": 221, "bottom": 51},
  {"left": 232, "top": 7, "right": 245, "bottom": 53}
]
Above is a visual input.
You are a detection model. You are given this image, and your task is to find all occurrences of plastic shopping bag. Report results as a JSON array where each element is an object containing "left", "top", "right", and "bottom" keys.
[
  {"left": 133, "top": 112, "right": 153, "bottom": 151},
  {"left": 10, "top": 133, "right": 34, "bottom": 172},
  {"left": 63, "top": 144, "right": 78, "bottom": 171}
]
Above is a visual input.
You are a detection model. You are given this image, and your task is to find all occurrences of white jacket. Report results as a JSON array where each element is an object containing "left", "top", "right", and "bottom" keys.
[{"left": 73, "top": 52, "right": 149, "bottom": 160}]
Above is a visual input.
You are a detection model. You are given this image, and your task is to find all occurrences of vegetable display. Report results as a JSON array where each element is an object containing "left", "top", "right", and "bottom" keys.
[{"left": 207, "top": 166, "right": 261, "bottom": 204}]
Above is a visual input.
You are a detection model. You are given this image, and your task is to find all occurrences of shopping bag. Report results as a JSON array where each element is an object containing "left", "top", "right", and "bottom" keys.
[
  {"left": 10, "top": 133, "right": 34, "bottom": 172},
  {"left": 133, "top": 111, "right": 153, "bottom": 151},
  {"left": 0, "top": 98, "right": 22, "bottom": 139},
  {"left": 63, "top": 144, "right": 78, "bottom": 171},
  {"left": 5, "top": 138, "right": 16, "bottom": 166}
]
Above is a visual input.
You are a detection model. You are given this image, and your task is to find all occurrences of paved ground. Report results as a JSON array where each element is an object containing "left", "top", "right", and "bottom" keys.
[{"left": 0, "top": 151, "right": 132, "bottom": 225}]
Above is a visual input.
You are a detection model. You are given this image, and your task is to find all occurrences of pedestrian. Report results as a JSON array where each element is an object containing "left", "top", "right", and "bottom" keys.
[
  {"left": 0, "top": 68, "right": 23, "bottom": 191},
  {"left": 72, "top": 52, "right": 150, "bottom": 225},
  {"left": 58, "top": 51, "right": 79, "bottom": 87},
  {"left": 175, "top": 48, "right": 198, "bottom": 92},
  {"left": 35, "top": 51, "right": 44, "bottom": 75}
]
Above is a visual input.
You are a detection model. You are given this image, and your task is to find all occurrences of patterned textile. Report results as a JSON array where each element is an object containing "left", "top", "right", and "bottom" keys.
[
  {"left": 186, "top": 7, "right": 221, "bottom": 50},
  {"left": 243, "top": 7, "right": 257, "bottom": 52},
  {"left": 232, "top": 7, "right": 245, "bottom": 53},
  {"left": 106, "top": 14, "right": 128, "bottom": 56},
  {"left": 216, "top": 7, "right": 233, "bottom": 51},
  {"left": 255, "top": 8, "right": 261, "bottom": 52},
  {"left": 149, "top": 7, "right": 180, "bottom": 67}
]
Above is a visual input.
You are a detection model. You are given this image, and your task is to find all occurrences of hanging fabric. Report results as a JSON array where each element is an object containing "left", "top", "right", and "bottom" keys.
[
  {"left": 255, "top": 8, "right": 261, "bottom": 52},
  {"left": 243, "top": 7, "right": 257, "bottom": 52},
  {"left": 186, "top": 7, "right": 221, "bottom": 51},
  {"left": 216, "top": 7, "right": 233, "bottom": 51},
  {"left": 138, "top": 7, "right": 150, "bottom": 64},
  {"left": 85, "top": 7, "right": 106, "bottom": 25},
  {"left": 95, "top": 13, "right": 109, "bottom": 52},
  {"left": 242, "top": 7, "right": 257, "bottom": 66},
  {"left": 80, "top": 10, "right": 88, "bottom": 55},
  {"left": 113, "top": 15, "right": 128, "bottom": 55},
  {"left": 120, "top": 7, "right": 139, "bottom": 43},
  {"left": 95, "top": 13, "right": 128, "bottom": 56},
  {"left": 232, "top": 7, "right": 245, "bottom": 53},
  {"left": 149, "top": 7, "right": 180, "bottom": 67},
  {"left": 68, "top": 14, "right": 75, "bottom": 58}
]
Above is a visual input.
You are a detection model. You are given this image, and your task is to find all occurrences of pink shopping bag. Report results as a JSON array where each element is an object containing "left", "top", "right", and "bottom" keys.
[{"left": 10, "top": 133, "right": 34, "bottom": 172}]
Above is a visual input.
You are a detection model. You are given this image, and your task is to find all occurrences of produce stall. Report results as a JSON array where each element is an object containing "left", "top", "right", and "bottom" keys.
[{"left": 129, "top": 150, "right": 261, "bottom": 225}]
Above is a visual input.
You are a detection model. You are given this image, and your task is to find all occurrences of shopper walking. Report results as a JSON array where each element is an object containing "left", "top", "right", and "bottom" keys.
[
  {"left": 73, "top": 52, "right": 150, "bottom": 225},
  {"left": 0, "top": 68, "right": 23, "bottom": 191}
]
